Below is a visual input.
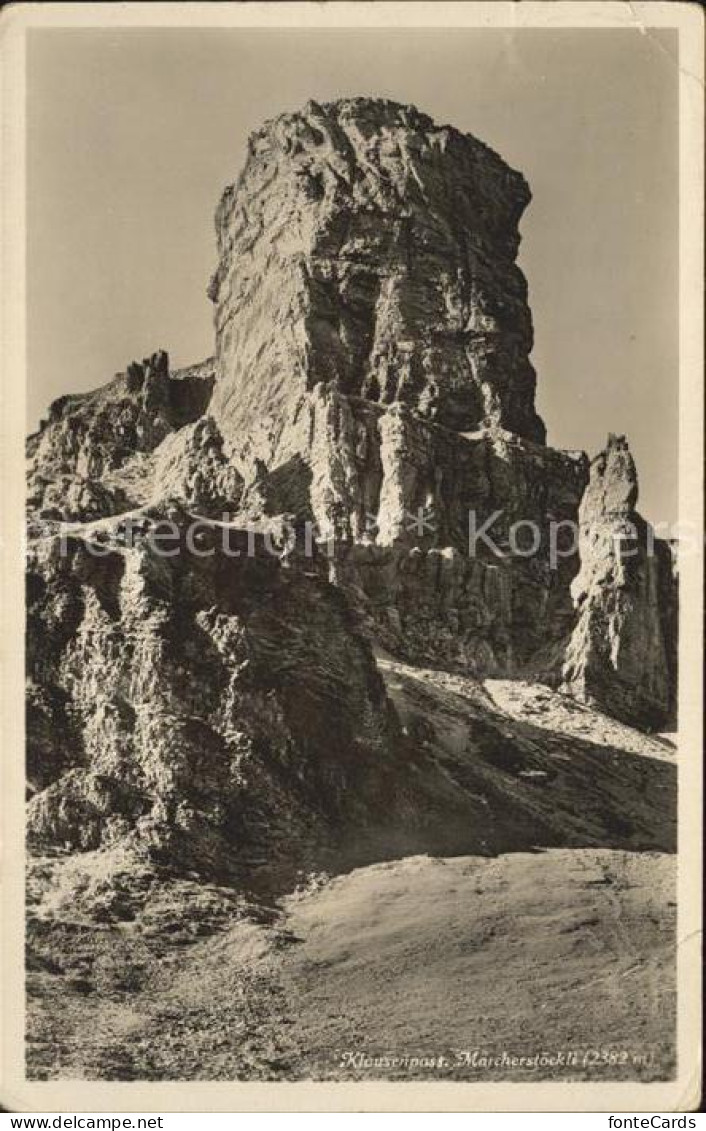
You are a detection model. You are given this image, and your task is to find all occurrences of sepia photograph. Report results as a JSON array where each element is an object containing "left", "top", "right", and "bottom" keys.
[{"left": 1, "top": 0, "right": 703, "bottom": 1116}]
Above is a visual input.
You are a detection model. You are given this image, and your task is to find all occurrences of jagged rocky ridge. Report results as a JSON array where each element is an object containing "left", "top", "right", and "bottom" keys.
[{"left": 26, "top": 98, "right": 677, "bottom": 901}]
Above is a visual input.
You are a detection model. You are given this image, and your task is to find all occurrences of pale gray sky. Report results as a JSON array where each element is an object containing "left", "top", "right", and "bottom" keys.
[{"left": 27, "top": 28, "right": 678, "bottom": 522}]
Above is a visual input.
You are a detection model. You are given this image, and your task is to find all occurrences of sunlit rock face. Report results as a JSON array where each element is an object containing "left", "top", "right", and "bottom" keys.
[
  {"left": 27, "top": 353, "right": 224, "bottom": 520},
  {"left": 203, "top": 98, "right": 678, "bottom": 724},
  {"left": 208, "top": 96, "right": 546, "bottom": 471}
]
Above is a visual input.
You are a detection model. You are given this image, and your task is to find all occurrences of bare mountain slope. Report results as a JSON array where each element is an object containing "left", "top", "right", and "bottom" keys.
[
  {"left": 27, "top": 844, "right": 675, "bottom": 1082},
  {"left": 27, "top": 664, "right": 675, "bottom": 1082}
]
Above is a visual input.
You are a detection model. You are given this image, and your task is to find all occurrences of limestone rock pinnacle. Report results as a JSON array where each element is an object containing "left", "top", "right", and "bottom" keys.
[{"left": 208, "top": 97, "right": 546, "bottom": 468}]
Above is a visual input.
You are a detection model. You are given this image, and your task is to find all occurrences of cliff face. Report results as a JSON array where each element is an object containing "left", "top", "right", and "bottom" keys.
[
  {"left": 26, "top": 99, "right": 678, "bottom": 903},
  {"left": 208, "top": 97, "right": 545, "bottom": 472},
  {"left": 236, "top": 385, "right": 588, "bottom": 671},
  {"left": 26, "top": 507, "right": 411, "bottom": 883},
  {"left": 203, "top": 99, "right": 596, "bottom": 677}
]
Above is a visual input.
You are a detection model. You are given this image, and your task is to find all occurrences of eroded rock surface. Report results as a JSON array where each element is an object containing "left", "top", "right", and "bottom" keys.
[
  {"left": 25, "top": 99, "right": 678, "bottom": 911},
  {"left": 208, "top": 97, "right": 546, "bottom": 467},
  {"left": 26, "top": 507, "right": 410, "bottom": 884},
  {"left": 27, "top": 353, "right": 221, "bottom": 519}
]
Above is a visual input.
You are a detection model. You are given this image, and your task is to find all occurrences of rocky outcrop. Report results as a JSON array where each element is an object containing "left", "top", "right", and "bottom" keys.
[
  {"left": 562, "top": 435, "right": 677, "bottom": 730},
  {"left": 152, "top": 416, "right": 244, "bottom": 514},
  {"left": 208, "top": 96, "right": 546, "bottom": 476},
  {"left": 25, "top": 99, "right": 678, "bottom": 903},
  {"left": 26, "top": 506, "right": 411, "bottom": 881},
  {"left": 233, "top": 386, "right": 588, "bottom": 671},
  {"left": 25, "top": 501, "right": 676, "bottom": 900},
  {"left": 27, "top": 353, "right": 218, "bottom": 519}
]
